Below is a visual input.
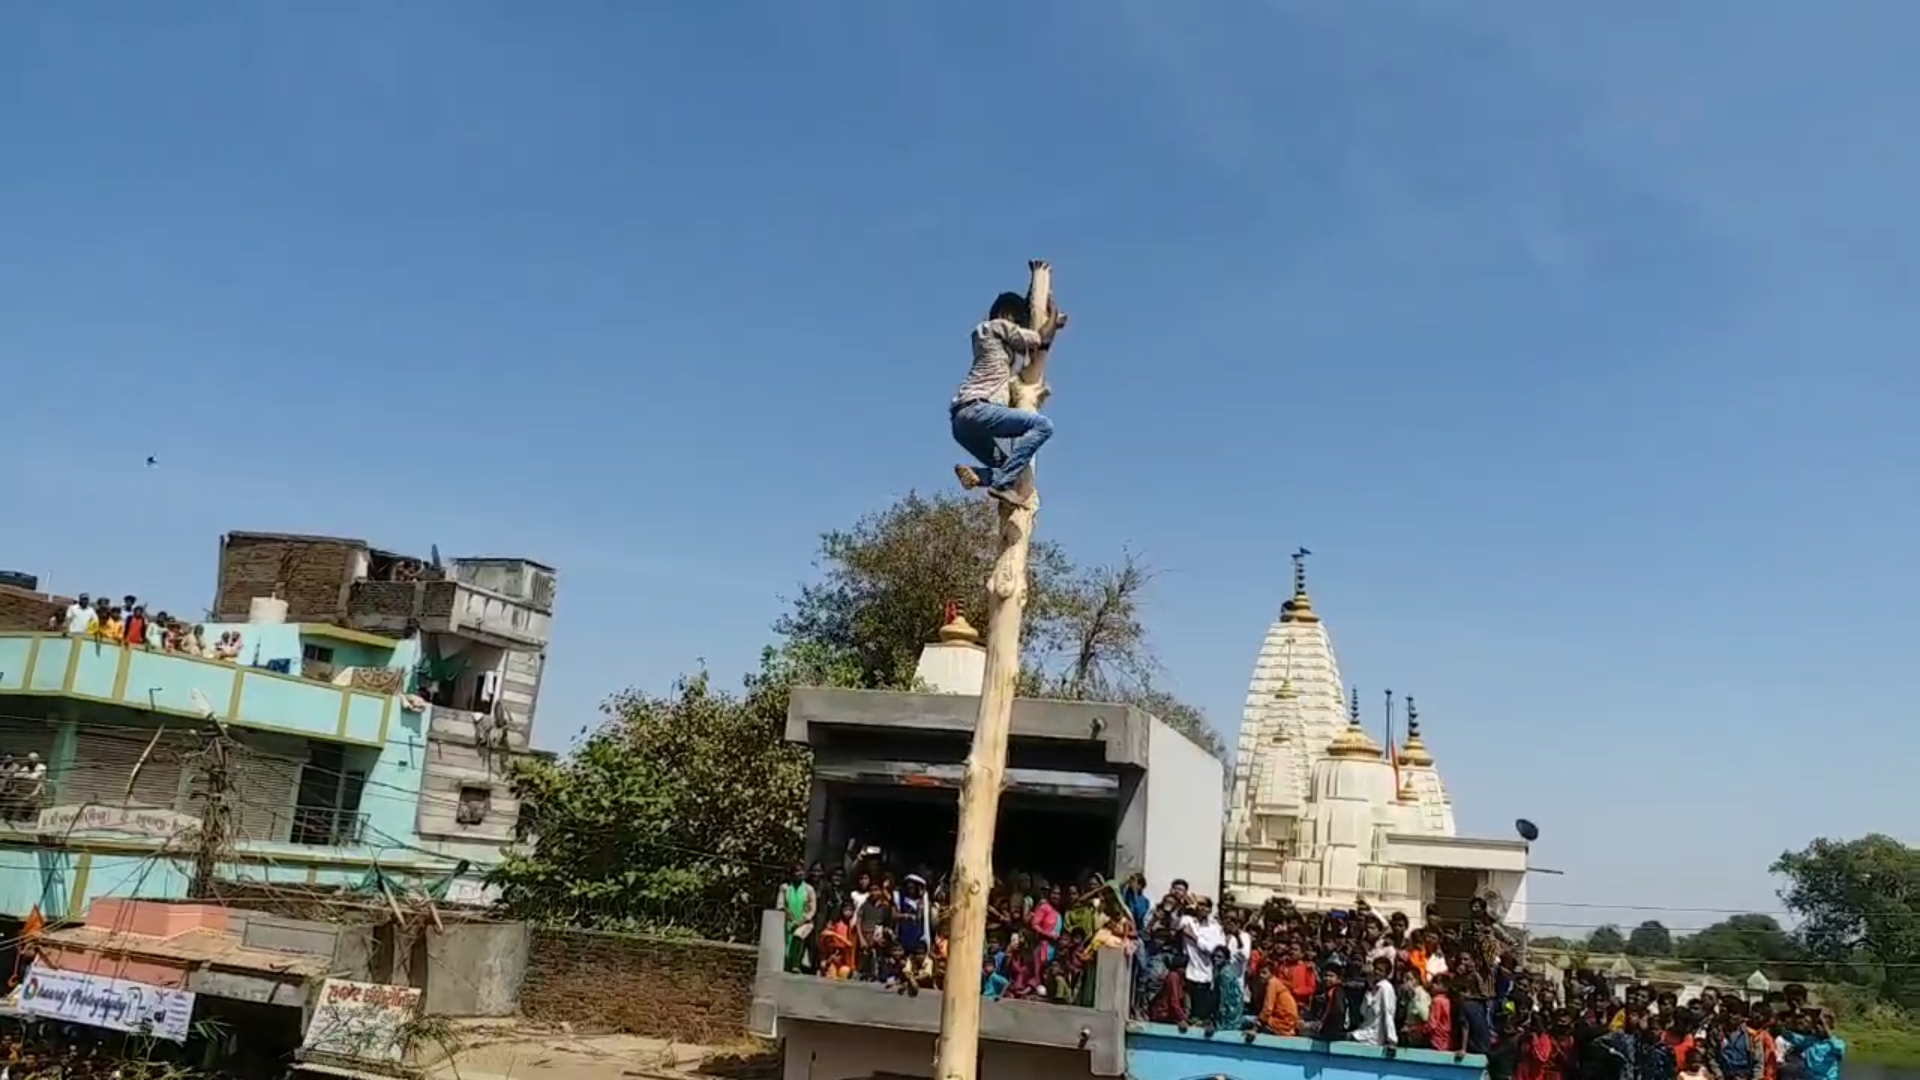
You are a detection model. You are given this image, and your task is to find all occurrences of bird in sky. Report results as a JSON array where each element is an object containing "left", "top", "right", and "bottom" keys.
[{"left": 145, "top": 456, "right": 157, "bottom": 467}]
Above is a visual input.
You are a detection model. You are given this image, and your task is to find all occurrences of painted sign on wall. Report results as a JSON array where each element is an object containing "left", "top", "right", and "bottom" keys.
[
  {"left": 18, "top": 962, "right": 195, "bottom": 1043},
  {"left": 302, "top": 979, "right": 422, "bottom": 1063}
]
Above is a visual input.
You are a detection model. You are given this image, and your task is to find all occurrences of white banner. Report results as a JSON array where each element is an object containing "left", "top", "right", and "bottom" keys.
[
  {"left": 302, "top": 979, "right": 422, "bottom": 1064},
  {"left": 18, "top": 962, "right": 195, "bottom": 1043}
]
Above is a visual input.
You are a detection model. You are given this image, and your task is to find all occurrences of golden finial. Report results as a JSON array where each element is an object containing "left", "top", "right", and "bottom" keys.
[
  {"left": 1280, "top": 547, "right": 1319, "bottom": 624},
  {"left": 1400, "top": 695, "right": 1434, "bottom": 766},
  {"left": 936, "top": 600, "right": 981, "bottom": 645},
  {"left": 1327, "top": 684, "right": 1382, "bottom": 758}
]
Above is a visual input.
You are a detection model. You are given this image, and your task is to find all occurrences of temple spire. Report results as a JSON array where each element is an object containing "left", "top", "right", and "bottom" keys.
[
  {"left": 1327, "top": 684, "right": 1381, "bottom": 758},
  {"left": 1281, "top": 547, "right": 1319, "bottom": 624},
  {"left": 1400, "top": 694, "right": 1434, "bottom": 766}
]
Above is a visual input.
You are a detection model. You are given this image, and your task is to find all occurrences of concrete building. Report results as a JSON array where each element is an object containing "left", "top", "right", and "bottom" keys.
[
  {"left": 786, "top": 608, "right": 1224, "bottom": 899},
  {"left": 1224, "top": 552, "right": 1530, "bottom": 924},
  {"left": 766, "top": 612, "right": 1226, "bottom": 1079},
  {"left": 0, "top": 530, "right": 556, "bottom": 923}
]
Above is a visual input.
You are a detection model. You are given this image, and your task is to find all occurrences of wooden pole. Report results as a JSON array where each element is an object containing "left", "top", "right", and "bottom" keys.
[{"left": 934, "top": 259, "right": 1055, "bottom": 1080}]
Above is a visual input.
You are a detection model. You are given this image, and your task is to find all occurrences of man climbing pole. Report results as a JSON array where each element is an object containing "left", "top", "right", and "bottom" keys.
[
  {"left": 950, "top": 273, "right": 1068, "bottom": 512},
  {"left": 935, "top": 259, "right": 1058, "bottom": 1080}
]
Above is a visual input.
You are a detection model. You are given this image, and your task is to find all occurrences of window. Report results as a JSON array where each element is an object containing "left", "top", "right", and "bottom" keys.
[
  {"left": 455, "top": 785, "right": 491, "bottom": 826},
  {"left": 302, "top": 643, "right": 335, "bottom": 664}
]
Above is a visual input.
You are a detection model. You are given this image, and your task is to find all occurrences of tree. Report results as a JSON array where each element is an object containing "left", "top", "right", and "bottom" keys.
[
  {"left": 1626, "top": 920, "right": 1673, "bottom": 958},
  {"left": 776, "top": 491, "right": 1076, "bottom": 689},
  {"left": 1587, "top": 924, "right": 1627, "bottom": 953},
  {"left": 492, "top": 645, "right": 848, "bottom": 942},
  {"left": 1774, "top": 834, "right": 1920, "bottom": 1005},
  {"left": 1673, "top": 913, "right": 1805, "bottom": 978},
  {"left": 779, "top": 492, "right": 1226, "bottom": 759}
]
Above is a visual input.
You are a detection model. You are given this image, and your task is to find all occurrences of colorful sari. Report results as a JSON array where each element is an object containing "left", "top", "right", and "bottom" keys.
[{"left": 818, "top": 918, "right": 856, "bottom": 979}]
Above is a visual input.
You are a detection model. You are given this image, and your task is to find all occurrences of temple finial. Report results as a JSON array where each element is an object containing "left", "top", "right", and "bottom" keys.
[
  {"left": 1327, "top": 683, "right": 1382, "bottom": 758},
  {"left": 1281, "top": 547, "right": 1319, "bottom": 624},
  {"left": 1400, "top": 694, "right": 1434, "bottom": 766},
  {"left": 936, "top": 599, "right": 981, "bottom": 645}
]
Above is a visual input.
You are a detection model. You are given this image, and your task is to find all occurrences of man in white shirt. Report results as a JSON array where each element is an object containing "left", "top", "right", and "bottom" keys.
[
  {"left": 1179, "top": 896, "right": 1227, "bottom": 1026},
  {"left": 1352, "top": 956, "right": 1399, "bottom": 1050},
  {"left": 64, "top": 595, "right": 95, "bottom": 635}
]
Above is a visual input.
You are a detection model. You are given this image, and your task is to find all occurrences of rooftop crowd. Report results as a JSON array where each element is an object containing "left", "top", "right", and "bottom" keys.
[
  {"left": 47, "top": 594, "right": 241, "bottom": 661},
  {"left": 776, "top": 857, "right": 1849, "bottom": 1080}
]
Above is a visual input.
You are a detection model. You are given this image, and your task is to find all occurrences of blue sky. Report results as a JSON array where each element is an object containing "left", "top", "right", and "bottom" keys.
[{"left": 4, "top": 2, "right": 1914, "bottom": 940}]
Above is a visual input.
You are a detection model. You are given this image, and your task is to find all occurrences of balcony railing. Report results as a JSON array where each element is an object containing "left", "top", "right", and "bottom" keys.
[{"left": 0, "top": 634, "right": 396, "bottom": 746}]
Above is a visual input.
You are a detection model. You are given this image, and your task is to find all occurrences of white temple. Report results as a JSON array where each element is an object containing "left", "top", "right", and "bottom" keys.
[{"left": 1224, "top": 552, "right": 1531, "bottom": 925}]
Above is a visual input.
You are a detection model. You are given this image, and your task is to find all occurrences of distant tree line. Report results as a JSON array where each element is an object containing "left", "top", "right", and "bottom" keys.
[{"left": 1528, "top": 835, "right": 1920, "bottom": 1008}]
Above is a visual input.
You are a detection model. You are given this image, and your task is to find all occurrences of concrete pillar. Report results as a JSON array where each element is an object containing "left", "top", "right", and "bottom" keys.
[
  {"left": 750, "top": 908, "right": 785, "bottom": 1038},
  {"left": 1087, "top": 946, "right": 1130, "bottom": 1076}
]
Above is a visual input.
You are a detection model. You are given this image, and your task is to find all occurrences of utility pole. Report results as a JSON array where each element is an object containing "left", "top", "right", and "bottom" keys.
[
  {"left": 189, "top": 734, "right": 233, "bottom": 899},
  {"left": 934, "top": 259, "right": 1055, "bottom": 1080}
]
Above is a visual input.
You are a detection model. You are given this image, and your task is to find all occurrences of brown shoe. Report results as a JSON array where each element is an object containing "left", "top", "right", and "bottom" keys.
[
  {"left": 987, "top": 487, "right": 1032, "bottom": 512},
  {"left": 954, "top": 464, "right": 985, "bottom": 490}
]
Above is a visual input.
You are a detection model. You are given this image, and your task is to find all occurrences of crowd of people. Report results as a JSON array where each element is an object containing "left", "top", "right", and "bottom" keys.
[
  {"left": 776, "top": 858, "right": 1849, "bottom": 1080},
  {"left": 47, "top": 594, "right": 242, "bottom": 662}
]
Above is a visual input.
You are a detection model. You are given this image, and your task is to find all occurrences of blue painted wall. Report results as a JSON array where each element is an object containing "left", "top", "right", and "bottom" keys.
[
  {"left": 0, "top": 629, "right": 490, "bottom": 920},
  {"left": 1128, "top": 1024, "right": 1488, "bottom": 1080},
  {"left": 0, "top": 629, "right": 415, "bottom": 746}
]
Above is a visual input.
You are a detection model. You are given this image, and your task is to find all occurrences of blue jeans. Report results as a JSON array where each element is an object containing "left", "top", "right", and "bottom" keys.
[{"left": 951, "top": 401, "right": 1053, "bottom": 491}]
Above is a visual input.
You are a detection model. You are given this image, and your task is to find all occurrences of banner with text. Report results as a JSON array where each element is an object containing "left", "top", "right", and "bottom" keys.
[
  {"left": 18, "top": 963, "right": 195, "bottom": 1043},
  {"left": 302, "top": 979, "right": 422, "bottom": 1064}
]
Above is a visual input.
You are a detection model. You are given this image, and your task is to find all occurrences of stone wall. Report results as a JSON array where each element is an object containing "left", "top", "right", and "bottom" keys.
[
  {"left": 214, "top": 533, "right": 362, "bottom": 623},
  {"left": 520, "top": 928, "right": 755, "bottom": 1044},
  {"left": 0, "top": 586, "right": 70, "bottom": 632}
]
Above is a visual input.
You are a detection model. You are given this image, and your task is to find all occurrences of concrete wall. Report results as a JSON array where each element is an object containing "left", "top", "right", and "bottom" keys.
[
  {"left": 421, "top": 921, "right": 527, "bottom": 1018},
  {"left": 520, "top": 927, "right": 756, "bottom": 1044},
  {"left": 1142, "top": 717, "right": 1225, "bottom": 899},
  {"left": 1128, "top": 1024, "right": 1488, "bottom": 1080},
  {"left": 782, "top": 1020, "right": 1097, "bottom": 1080},
  {"left": 414, "top": 737, "right": 523, "bottom": 846}
]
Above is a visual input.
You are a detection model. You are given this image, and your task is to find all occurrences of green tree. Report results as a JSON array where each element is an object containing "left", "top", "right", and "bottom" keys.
[
  {"left": 1626, "top": 920, "right": 1673, "bottom": 957},
  {"left": 779, "top": 491, "right": 1225, "bottom": 758},
  {"left": 1673, "top": 913, "right": 1804, "bottom": 977},
  {"left": 1588, "top": 924, "right": 1627, "bottom": 953},
  {"left": 775, "top": 491, "right": 1076, "bottom": 689},
  {"left": 1774, "top": 834, "right": 1920, "bottom": 1005},
  {"left": 493, "top": 645, "right": 847, "bottom": 942}
]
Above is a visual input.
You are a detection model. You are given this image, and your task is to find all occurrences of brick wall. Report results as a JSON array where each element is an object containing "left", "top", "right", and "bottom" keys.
[
  {"left": 520, "top": 928, "right": 756, "bottom": 1043},
  {"left": 214, "top": 534, "right": 362, "bottom": 623},
  {"left": 0, "top": 586, "right": 70, "bottom": 632}
]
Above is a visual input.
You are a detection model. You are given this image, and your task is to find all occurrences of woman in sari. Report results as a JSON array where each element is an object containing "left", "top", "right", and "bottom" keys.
[
  {"left": 818, "top": 902, "right": 858, "bottom": 979},
  {"left": 1027, "top": 885, "right": 1064, "bottom": 983}
]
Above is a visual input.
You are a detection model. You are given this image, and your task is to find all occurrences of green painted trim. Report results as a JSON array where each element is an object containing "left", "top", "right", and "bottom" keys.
[
  {"left": 21, "top": 638, "right": 41, "bottom": 688},
  {"left": 0, "top": 688, "right": 386, "bottom": 748},
  {"left": 0, "top": 833, "right": 457, "bottom": 872},
  {"left": 298, "top": 624, "right": 400, "bottom": 650},
  {"left": 66, "top": 852, "right": 92, "bottom": 916},
  {"left": 109, "top": 648, "right": 132, "bottom": 699}
]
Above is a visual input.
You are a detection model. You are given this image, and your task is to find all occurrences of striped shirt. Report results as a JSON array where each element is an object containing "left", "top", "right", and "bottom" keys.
[{"left": 954, "top": 319, "right": 1045, "bottom": 407}]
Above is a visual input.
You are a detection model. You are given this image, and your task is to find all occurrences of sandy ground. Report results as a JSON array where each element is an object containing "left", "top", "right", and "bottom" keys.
[{"left": 415, "top": 1022, "right": 777, "bottom": 1080}]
